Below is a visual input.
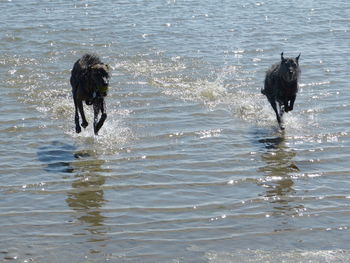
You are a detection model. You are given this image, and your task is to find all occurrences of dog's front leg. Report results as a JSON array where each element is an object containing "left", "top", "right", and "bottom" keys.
[
  {"left": 269, "top": 99, "right": 281, "bottom": 123},
  {"left": 283, "top": 98, "right": 289, "bottom": 112},
  {"left": 77, "top": 100, "right": 88, "bottom": 129},
  {"left": 277, "top": 101, "right": 285, "bottom": 130},
  {"left": 269, "top": 98, "right": 284, "bottom": 130},
  {"left": 93, "top": 99, "right": 100, "bottom": 135},
  {"left": 288, "top": 95, "right": 296, "bottom": 112},
  {"left": 73, "top": 96, "right": 81, "bottom": 133},
  {"left": 93, "top": 98, "right": 107, "bottom": 135}
]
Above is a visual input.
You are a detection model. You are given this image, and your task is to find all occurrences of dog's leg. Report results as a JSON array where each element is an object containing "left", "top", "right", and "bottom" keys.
[
  {"left": 287, "top": 95, "right": 296, "bottom": 112},
  {"left": 93, "top": 98, "right": 107, "bottom": 135},
  {"left": 269, "top": 98, "right": 284, "bottom": 130},
  {"left": 277, "top": 101, "right": 285, "bottom": 130},
  {"left": 283, "top": 98, "right": 289, "bottom": 112},
  {"left": 77, "top": 100, "right": 88, "bottom": 129},
  {"left": 284, "top": 98, "right": 291, "bottom": 112},
  {"left": 93, "top": 99, "right": 100, "bottom": 135},
  {"left": 73, "top": 94, "right": 81, "bottom": 133}
]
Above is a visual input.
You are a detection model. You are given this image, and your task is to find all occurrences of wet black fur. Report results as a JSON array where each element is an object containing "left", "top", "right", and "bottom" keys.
[
  {"left": 261, "top": 52, "right": 301, "bottom": 130},
  {"left": 70, "top": 54, "right": 111, "bottom": 135}
]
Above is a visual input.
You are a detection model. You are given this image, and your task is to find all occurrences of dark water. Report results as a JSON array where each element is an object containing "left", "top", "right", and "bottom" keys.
[{"left": 1, "top": 0, "right": 350, "bottom": 262}]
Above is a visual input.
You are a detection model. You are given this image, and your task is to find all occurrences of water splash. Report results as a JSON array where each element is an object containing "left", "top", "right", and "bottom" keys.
[
  {"left": 4, "top": 55, "right": 133, "bottom": 155},
  {"left": 117, "top": 54, "right": 311, "bottom": 131}
]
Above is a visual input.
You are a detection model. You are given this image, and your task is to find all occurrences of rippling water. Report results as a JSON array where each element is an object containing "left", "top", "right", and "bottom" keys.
[{"left": 1, "top": 0, "right": 350, "bottom": 262}]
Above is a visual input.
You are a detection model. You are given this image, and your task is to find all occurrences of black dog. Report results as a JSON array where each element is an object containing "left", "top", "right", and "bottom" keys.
[
  {"left": 70, "top": 54, "right": 111, "bottom": 135},
  {"left": 261, "top": 52, "right": 301, "bottom": 130}
]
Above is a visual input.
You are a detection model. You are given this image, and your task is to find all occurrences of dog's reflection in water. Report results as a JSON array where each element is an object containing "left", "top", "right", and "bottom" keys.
[
  {"left": 66, "top": 150, "right": 108, "bottom": 239},
  {"left": 257, "top": 134, "right": 301, "bottom": 216},
  {"left": 37, "top": 141, "right": 108, "bottom": 239}
]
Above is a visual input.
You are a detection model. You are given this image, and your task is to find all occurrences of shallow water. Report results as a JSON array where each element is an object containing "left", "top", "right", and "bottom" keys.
[{"left": 1, "top": 0, "right": 350, "bottom": 262}]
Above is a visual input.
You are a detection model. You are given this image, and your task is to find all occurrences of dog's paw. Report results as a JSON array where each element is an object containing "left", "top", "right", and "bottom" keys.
[
  {"left": 75, "top": 125, "right": 82, "bottom": 133},
  {"left": 93, "top": 125, "right": 100, "bottom": 135},
  {"left": 81, "top": 121, "right": 88, "bottom": 128}
]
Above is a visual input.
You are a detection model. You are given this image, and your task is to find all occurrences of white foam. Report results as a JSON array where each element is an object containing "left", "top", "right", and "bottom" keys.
[
  {"left": 65, "top": 108, "right": 133, "bottom": 155},
  {"left": 20, "top": 72, "right": 133, "bottom": 155}
]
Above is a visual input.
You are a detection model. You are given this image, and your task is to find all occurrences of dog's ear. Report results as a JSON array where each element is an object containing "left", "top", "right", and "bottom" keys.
[
  {"left": 281, "top": 52, "right": 285, "bottom": 62},
  {"left": 296, "top": 53, "right": 301, "bottom": 63}
]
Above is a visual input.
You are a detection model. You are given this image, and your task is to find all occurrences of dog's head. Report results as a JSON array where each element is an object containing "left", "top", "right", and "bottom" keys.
[
  {"left": 90, "top": 63, "right": 111, "bottom": 97},
  {"left": 279, "top": 52, "right": 301, "bottom": 82}
]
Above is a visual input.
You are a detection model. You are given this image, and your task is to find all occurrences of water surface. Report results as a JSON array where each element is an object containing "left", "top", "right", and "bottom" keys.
[{"left": 1, "top": 0, "right": 350, "bottom": 262}]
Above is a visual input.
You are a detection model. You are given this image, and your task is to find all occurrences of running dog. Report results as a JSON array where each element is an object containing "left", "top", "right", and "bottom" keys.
[
  {"left": 70, "top": 54, "right": 111, "bottom": 135},
  {"left": 261, "top": 52, "right": 301, "bottom": 130}
]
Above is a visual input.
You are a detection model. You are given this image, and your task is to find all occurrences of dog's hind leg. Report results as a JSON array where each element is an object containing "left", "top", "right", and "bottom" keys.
[{"left": 93, "top": 98, "right": 107, "bottom": 135}]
